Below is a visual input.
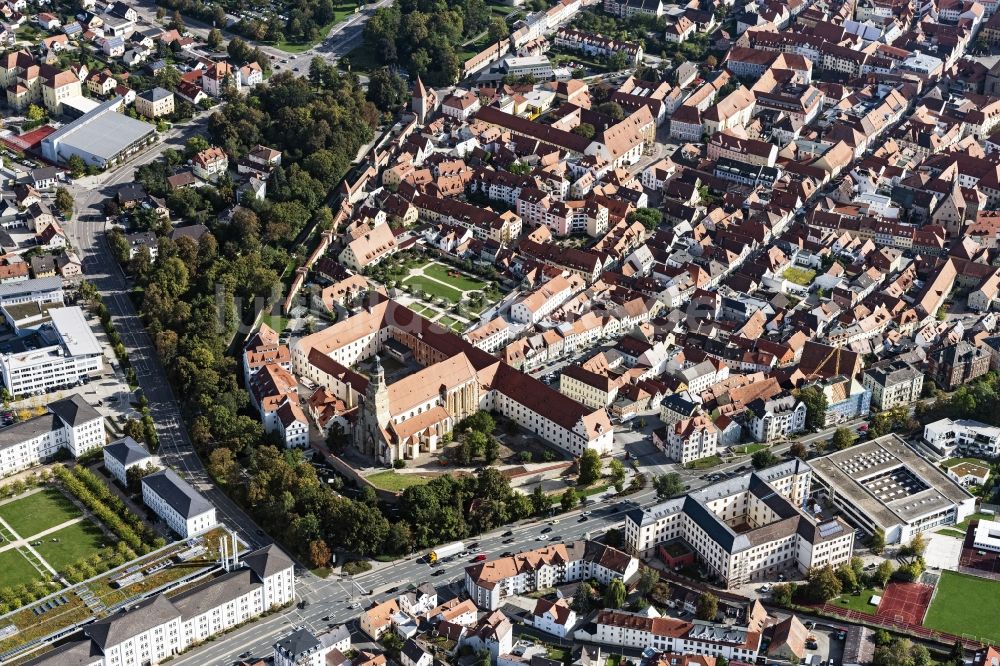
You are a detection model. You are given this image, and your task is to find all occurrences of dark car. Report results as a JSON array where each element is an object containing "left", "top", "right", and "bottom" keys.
[
  {"left": 433, "top": 568, "right": 447, "bottom": 576},
  {"left": 578, "top": 516, "right": 588, "bottom": 523},
  {"left": 550, "top": 535, "right": 563, "bottom": 541},
  {"left": 503, "top": 537, "right": 515, "bottom": 544},
  {"left": 386, "top": 586, "right": 399, "bottom": 594},
  {"left": 501, "top": 551, "right": 514, "bottom": 557},
  {"left": 502, "top": 530, "right": 514, "bottom": 537},
  {"left": 541, "top": 527, "right": 553, "bottom": 534}
]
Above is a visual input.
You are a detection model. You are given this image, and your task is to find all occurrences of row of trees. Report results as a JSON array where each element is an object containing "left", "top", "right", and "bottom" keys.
[{"left": 54, "top": 466, "right": 164, "bottom": 555}]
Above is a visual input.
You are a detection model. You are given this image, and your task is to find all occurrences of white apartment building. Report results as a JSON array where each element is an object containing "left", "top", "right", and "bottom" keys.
[
  {"left": 141, "top": 468, "right": 217, "bottom": 538},
  {"left": 103, "top": 436, "right": 158, "bottom": 485},
  {"left": 624, "top": 460, "right": 854, "bottom": 587},
  {"left": 529, "top": 598, "right": 576, "bottom": 638},
  {"left": 464, "top": 318, "right": 510, "bottom": 353},
  {"left": 586, "top": 610, "right": 761, "bottom": 661},
  {"left": 862, "top": 361, "right": 924, "bottom": 410},
  {"left": 923, "top": 417, "right": 1000, "bottom": 457},
  {"left": 746, "top": 395, "right": 806, "bottom": 443},
  {"left": 0, "top": 395, "right": 104, "bottom": 479},
  {"left": 511, "top": 275, "right": 576, "bottom": 324},
  {"left": 273, "top": 625, "right": 351, "bottom": 666},
  {"left": 30, "top": 545, "right": 295, "bottom": 666},
  {"left": 466, "top": 540, "right": 638, "bottom": 610},
  {"left": 653, "top": 416, "right": 719, "bottom": 465},
  {"left": 0, "top": 306, "right": 103, "bottom": 395}
]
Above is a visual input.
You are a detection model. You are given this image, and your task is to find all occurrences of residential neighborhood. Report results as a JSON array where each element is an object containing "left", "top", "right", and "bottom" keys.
[{"left": 0, "top": 0, "right": 997, "bottom": 662}]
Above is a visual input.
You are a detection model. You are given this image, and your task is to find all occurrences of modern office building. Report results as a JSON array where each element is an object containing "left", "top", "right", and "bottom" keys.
[
  {"left": 0, "top": 306, "right": 103, "bottom": 395},
  {"left": 810, "top": 434, "right": 976, "bottom": 544}
]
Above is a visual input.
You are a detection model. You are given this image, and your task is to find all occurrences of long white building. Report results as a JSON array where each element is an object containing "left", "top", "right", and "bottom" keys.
[
  {"left": 141, "top": 468, "right": 217, "bottom": 538},
  {"left": 583, "top": 609, "right": 763, "bottom": 661},
  {"left": 0, "top": 306, "right": 103, "bottom": 395},
  {"left": 0, "top": 394, "right": 104, "bottom": 478},
  {"left": 23, "top": 545, "right": 296, "bottom": 666},
  {"left": 465, "top": 540, "right": 638, "bottom": 610},
  {"left": 623, "top": 460, "right": 854, "bottom": 588}
]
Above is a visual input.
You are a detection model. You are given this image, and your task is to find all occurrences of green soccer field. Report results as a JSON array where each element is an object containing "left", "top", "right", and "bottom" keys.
[
  {"left": 0, "top": 488, "right": 82, "bottom": 538},
  {"left": 923, "top": 571, "right": 1000, "bottom": 643}
]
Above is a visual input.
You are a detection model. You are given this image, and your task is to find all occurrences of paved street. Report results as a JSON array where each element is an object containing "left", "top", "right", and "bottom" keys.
[{"left": 168, "top": 494, "right": 641, "bottom": 665}]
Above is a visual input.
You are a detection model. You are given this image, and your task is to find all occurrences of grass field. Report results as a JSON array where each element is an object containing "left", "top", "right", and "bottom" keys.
[
  {"left": 404, "top": 276, "right": 464, "bottom": 303},
  {"left": 423, "top": 263, "right": 487, "bottom": 292},
  {"left": 33, "top": 520, "right": 108, "bottom": 572},
  {"left": 783, "top": 267, "right": 816, "bottom": 286},
  {"left": 687, "top": 455, "right": 723, "bottom": 470},
  {"left": 366, "top": 471, "right": 439, "bottom": 492},
  {"left": 731, "top": 444, "right": 767, "bottom": 455},
  {"left": 0, "top": 548, "right": 44, "bottom": 588},
  {"left": 438, "top": 315, "right": 465, "bottom": 332},
  {"left": 942, "top": 457, "right": 989, "bottom": 469},
  {"left": 262, "top": 315, "right": 289, "bottom": 333},
  {"left": 0, "top": 488, "right": 82, "bottom": 538},
  {"left": 954, "top": 511, "right": 996, "bottom": 531},
  {"left": 924, "top": 571, "right": 1000, "bottom": 643},
  {"left": 831, "top": 587, "right": 882, "bottom": 614}
]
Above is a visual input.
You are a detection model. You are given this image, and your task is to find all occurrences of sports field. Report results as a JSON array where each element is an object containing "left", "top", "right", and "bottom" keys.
[
  {"left": 0, "top": 488, "right": 82, "bottom": 537},
  {"left": 923, "top": 571, "right": 1000, "bottom": 643}
]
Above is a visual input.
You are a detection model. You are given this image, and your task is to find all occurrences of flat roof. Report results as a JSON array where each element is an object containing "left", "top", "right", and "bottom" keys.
[
  {"left": 45, "top": 97, "right": 156, "bottom": 162},
  {"left": 811, "top": 434, "right": 973, "bottom": 527},
  {"left": 50, "top": 306, "right": 101, "bottom": 357}
]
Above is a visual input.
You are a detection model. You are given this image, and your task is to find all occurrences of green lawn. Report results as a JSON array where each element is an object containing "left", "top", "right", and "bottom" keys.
[
  {"left": 423, "top": 263, "right": 487, "bottom": 292},
  {"left": 924, "top": 572, "right": 1000, "bottom": 643},
  {"left": 438, "top": 315, "right": 464, "bottom": 332},
  {"left": 0, "top": 488, "right": 82, "bottom": 538},
  {"left": 783, "top": 267, "right": 816, "bottom": 286},
  {"left": 366, "top": 471, "right": 438, "bottom": 492},
  {"left": 0, "top": 548, "right": 45, "bottom": 588},
  {"left": 831, "top": 587, "right": 882, "bottom": 614},
  {"left": 262, "top": 315, "right": 289, "bottom": 333},
  {"left": 731, "top": 444, "right": 767, "bottom": 455},
  {"left": 954, "top": 511, "right": 996, "bottom": 532},
  {"left": 686, "top": 455, "right": 723, "bottom": 470},
  {"left": 33, "top": 520, "right": 108, "bottom": 573},
  {"left": 403, "top": 276, "right": 464, "bottom": 303},
  {"left": 942, "top": 457, "right": 989, "bottom": 469}
]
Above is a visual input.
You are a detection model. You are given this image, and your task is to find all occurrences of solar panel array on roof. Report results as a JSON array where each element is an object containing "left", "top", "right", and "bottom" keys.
[{"left": 817, "top": 521, "right": 843, "bottom": 538}]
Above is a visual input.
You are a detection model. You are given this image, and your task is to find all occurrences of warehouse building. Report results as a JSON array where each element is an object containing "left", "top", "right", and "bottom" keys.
[
  {"left": 810, "top": 434, "right": 975, "bottom": 544},
  {"left": 41, "top": 97, "right": 157, "bottom": 168}
]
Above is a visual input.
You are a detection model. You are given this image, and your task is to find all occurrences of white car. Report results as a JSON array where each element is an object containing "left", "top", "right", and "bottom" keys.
[
  {"left": 759, "top": 584, "right": 772, "bottom": 593},
  {"left": 581, "top": 511, "right": 592, "bottom": 516}
]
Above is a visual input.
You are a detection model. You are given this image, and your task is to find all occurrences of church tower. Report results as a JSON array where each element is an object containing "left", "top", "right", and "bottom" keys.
[
  {"left": 411, "top": 76, "right": 437, "bottom": 125},
  {"left": 369, "top": 354, "right": 390, "bottom": 429}
]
